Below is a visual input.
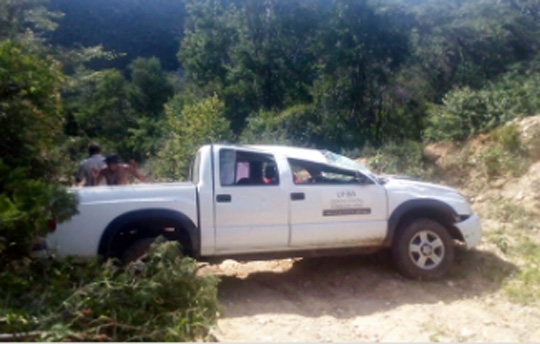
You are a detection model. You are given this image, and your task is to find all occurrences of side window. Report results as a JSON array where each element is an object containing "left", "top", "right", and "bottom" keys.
[
  {"left": 289, "top": 158, "right": 359, "bottom": 185},
  {"left": 220, "top": 149, "right": 279, "bottom": 186}
]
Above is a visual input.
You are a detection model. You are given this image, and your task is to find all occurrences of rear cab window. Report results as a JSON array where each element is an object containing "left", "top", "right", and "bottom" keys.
[{"left": 220, "top": 149, "right": 279, "bottom": 186}]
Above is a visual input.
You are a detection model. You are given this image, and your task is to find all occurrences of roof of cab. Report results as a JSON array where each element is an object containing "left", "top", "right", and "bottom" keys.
[{"left": 212, "top": 143, "right": 327, "bottom": 163}]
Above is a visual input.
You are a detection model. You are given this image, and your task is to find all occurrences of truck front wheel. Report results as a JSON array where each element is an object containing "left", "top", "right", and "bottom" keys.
[{"left": 392, "top": 218, "right": 454, "bottom": 279}]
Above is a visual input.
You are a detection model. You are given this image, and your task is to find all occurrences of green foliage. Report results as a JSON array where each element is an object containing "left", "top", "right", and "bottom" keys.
[
  {"left": 0, "top": 40, "right": 63, "bottom": 175},
  {"left": 72, "top": 69, "right": 134, "bottom": 156},
  {"left": 68, "top": 58, "right": 173, "bottom": 161},
  {"left": 477, "top": 127, "right": 527, "bottom": 179},
  {"left": 128, "top": 57, "right": 174, "bottom": 118},
  {"left": 425, "top": 71, "right": 540, "bottom": 142},
  {"left": 155, "top": 95, "right": 232, "bottom": 180},
  {"left": 365, "top": 141, "right": 433, "bottom": 179},
  {"left": 178, "top": 0, "right": 238, "bottom": 88},
  {"left": 0, "top": 241, "right": 220, "bottom": 341},
  {"left": 479, "top": 146, "right": 505, "bottom": 178},
  {"left": 479, "top": 145, "right": 526, "bottom": 179},
  {"left": 404, "top": 0, "right": 540, "bottom": 96},
  {"left": 0, "top": 40, "right": 77, "bottom": 266},
  {"left": 0, "top": 166, "right": 77, "bottom": 265},
  {"left": 489, "top": 124, "right": 523, "bottom": 153},
  {"left": 49, "top": 0, "right": 186, "bottom": 71},
  {"left": 0, "top": 0, "right": 63, "bottom": 40},
  {"left": 240, "top": 105, "right": 322, "bottom": 147}
]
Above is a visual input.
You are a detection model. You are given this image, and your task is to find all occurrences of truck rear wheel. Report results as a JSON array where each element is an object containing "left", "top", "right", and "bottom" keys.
[{"left": 392, "top": 218, "right": 454, "bottom": 279}]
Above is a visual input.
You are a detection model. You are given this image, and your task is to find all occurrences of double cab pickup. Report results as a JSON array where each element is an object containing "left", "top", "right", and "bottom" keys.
[{"left": 46, "top": 144, "right": 482, "bottom": 279}]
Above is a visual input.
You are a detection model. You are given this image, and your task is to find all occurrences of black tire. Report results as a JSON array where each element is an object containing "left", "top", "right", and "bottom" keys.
[
  {"left": 392, "top": 218, "right": 454, "bottom": 280},
  {"left": 121, "top": 238, "right": 156, "bottom": 264}
]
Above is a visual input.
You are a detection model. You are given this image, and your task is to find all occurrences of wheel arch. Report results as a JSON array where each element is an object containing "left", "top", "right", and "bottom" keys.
[
  {"left": 384, "top": 199, "right": 463, "bottom": 246},
  {"left": 98, "top": 208, "right": 200, "bottom": 259}
]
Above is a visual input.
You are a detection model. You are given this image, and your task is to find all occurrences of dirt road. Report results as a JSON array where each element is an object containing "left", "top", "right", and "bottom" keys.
[{"left": 204, "top": 247, "right": 539, "bottom": 342}]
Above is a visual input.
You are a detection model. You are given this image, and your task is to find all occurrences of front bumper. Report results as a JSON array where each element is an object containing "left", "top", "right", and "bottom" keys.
[{"left": 455, "top": 214, "right": 482, "bottom": 249}]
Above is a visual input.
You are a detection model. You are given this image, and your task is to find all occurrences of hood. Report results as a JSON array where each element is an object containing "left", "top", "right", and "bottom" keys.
[{"left": 383, "top": 176, "right": 471, "bottom": 215}]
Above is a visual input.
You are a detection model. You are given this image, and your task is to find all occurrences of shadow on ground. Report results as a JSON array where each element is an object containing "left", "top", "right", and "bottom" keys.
[{"left": 216, "top": 248, "right": 516, "bottom": 319}]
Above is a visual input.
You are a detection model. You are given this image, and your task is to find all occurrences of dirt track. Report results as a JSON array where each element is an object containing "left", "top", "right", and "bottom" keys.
[{"left": 204, "top": 247, "right": 540, "bottom": 342}]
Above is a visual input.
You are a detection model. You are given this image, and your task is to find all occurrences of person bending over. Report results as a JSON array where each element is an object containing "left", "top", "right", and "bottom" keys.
[{"left": 92, "top": 154, "right": 147, "bottom": 186}]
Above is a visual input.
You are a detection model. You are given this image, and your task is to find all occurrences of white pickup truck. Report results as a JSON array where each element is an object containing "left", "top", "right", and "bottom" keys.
[{"left": 46, "top": 144, "right": 481, "bottom": 279}]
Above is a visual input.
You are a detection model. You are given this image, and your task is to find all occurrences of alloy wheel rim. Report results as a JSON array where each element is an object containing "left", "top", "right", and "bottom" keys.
[{"left": 408, "top": 230, "right": 445, "bottom": 270}]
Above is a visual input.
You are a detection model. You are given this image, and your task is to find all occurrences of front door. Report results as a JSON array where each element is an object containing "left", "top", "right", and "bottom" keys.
[
  {"left": 214, "top": 148, "right": 289, "bottom": 254},
  {"left": 288, "top": 159, "right": 388, "bottom": 248}
]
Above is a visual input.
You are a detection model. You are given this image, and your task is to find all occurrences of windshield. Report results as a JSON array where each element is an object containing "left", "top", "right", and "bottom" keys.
[{"left": 321, "top": 150, "right": 377, "bottom": 182}]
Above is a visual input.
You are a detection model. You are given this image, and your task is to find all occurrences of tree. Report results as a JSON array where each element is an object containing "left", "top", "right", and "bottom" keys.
[
  {"left": 48, "top": 0, "right": 187, "bottom": 71},
  {"left": 0, "top": 40, "right": 77, "bottom": 266},
  {"left": 156, "top": 94, "right": 232, "bottom": 180},
  {"left": 72, "top": 69, "right": 134, "bottom": 158},
  {"left": 402, "top": 0, "right": 540, "bottom": 97},
  {"left": 0, "top": 0, "right": 62, "bottom": 41},
  {"left": 309, "top": 0, "right": 410, "bottom": 148},
  {"left": 128, "top": 57, "right": 174, "bottom": 118}
]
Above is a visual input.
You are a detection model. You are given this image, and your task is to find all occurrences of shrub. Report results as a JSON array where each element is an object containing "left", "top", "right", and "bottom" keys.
[
  {"left": 425, "top": 71, "right": 540, "bottom": 142},
  {"left": 479, "top": 146, "right": 504, "bottom": 178},
  {"left": 366, "top": 141, "right": 433, "bottom": 179},
  {"left": 0, "top": 40, "right": 77, "bottom": 266},
  {"left": 489, "top": 124, "right": 523, "bottom": 153},
  {"left": 0, "top": 240, "right": 220, "bottom": 341},
  {"left": 240, "top": 104, "right": 323, "bottom": 147},
  {"left": 479, "top": 126, "right": 527, "bottom": 178},
  {"left": 155, "top": 94, "right": 232, "bottom": 181},
  {"left": 479, "top": 146, "right": 526, "bottom": 178}
]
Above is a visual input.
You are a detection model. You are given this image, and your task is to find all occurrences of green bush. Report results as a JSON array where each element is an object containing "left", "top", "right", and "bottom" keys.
[
  {"left": 366, "top": 141, "right": 433, "bottom": 179},
  {"left": 0, "top": 40, "right": 77, "bottom": 266},
  {"left": 154, "top": 94, "right": 232, "bottom": 181},
  {"left": 425, "top": 71, "right": 540, "bottom": 142},
  {"left": 479, "top": 144, "right": 525, "bottom": 178},
  {"left": 240, "top": 104, "right": 322, "bottom": 147},
  {"left": 0, "top": 240, "right": 220, "bottom": 341},
  {"left": 489, "top": 124, "right": 523, "bottom": 153},
  {"left": 480, "top": 146, "right": 504, "bottom": 178}
]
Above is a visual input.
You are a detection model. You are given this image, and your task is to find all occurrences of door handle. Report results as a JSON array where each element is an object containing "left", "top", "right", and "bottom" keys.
[
  {"left": 290, "top": 192, "right": 305, "bottom": 201},
  {"left": 216, "top": 194, "right": 232, "bottom": 203}
]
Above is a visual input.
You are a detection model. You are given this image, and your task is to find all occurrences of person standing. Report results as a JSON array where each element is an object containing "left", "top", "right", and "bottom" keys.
[{"left": 75, "top": 142, "right": 106, "bottom": 187}]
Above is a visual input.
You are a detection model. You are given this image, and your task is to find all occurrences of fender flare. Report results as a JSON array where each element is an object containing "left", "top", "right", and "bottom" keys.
[
  {"left": 383, "top": 199, "right": 458, "bottom": 246},
  {"left": 98, "top": 208, "right": 200, "bottom": 258}
]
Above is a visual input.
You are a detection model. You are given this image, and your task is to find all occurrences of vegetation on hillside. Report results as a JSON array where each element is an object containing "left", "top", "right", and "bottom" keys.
[{"left": 46, "top": 0, "right": 540, "bottom": 172}]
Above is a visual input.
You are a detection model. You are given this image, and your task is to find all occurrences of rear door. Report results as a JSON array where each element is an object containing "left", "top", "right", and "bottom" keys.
[
  {"left": 213, "top": 148, "right": 289, "bottom": 253},
  {"left": 288, "top": 159, "right": 388, "bottom": 248}
]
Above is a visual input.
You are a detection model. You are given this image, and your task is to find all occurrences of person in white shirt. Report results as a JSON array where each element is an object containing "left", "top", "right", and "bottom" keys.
[{"left": 75, "top": 142, "right": 106, "bottom": 187}]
